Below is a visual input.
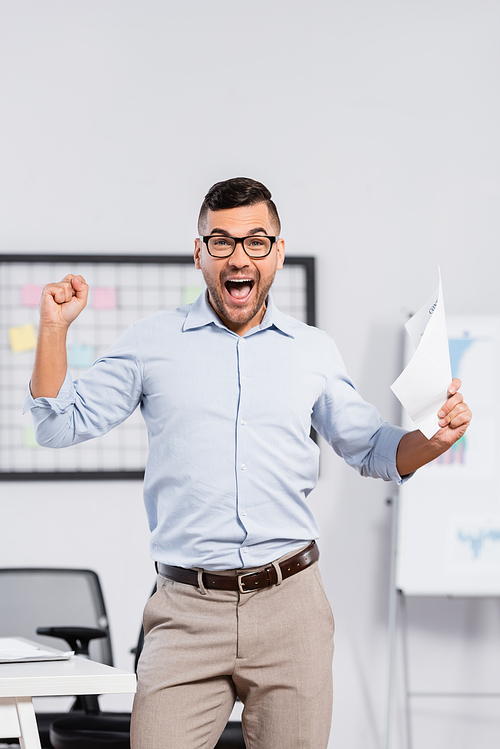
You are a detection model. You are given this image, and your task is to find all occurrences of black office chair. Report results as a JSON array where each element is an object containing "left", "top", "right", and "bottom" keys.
[
  {"left": 47, "top": 589, "right": 246, "bottom": 749},
  {"left": 50, "top": 715, "right": 244, "bottom": 748},
  {"left": 0, "top": 568, "right": 117, "bottom": 748}
]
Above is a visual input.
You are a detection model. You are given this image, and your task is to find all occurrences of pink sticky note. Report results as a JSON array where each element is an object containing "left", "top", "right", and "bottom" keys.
[
  {"left": 22, "top": 285, "right": 43, "bottom": 307},
  {"left": 93, "top": 287, "right": 117, "bottom": 309}
]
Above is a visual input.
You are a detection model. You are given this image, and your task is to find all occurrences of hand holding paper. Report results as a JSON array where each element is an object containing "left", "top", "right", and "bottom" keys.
[
  {"left": 391, "top": 269, "right": 453, "bottom": 440},
  {"left": 391, "top": 269, "right": 472, "bottom": 476}
]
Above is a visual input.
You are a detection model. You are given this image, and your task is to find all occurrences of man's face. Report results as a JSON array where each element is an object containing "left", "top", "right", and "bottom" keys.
[{"left": 194, "top": 203, "right": 285, "bottom": 336}]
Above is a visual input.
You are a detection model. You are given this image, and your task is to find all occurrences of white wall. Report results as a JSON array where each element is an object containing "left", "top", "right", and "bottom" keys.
[{"left": 1, "top": 1, "right": 499, "bottom": 747}]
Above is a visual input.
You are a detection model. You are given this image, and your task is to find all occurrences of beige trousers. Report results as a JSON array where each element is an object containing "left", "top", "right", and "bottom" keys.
[{"left": 130, "top": 560, "right": 334, "bottom": 749}]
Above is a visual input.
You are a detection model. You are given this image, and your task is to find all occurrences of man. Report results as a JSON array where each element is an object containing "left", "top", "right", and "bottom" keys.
[{"left": 24, "top": 178, "right": 471, "bottom": 749}]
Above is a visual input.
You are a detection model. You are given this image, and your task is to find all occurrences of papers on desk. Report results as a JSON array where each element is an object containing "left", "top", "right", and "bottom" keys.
[
  {"left": 0, "top": 638, "right": 74, "bottom": 663},
  {"left": 391, "top": 268, "right": 452, "bottom": 440}
]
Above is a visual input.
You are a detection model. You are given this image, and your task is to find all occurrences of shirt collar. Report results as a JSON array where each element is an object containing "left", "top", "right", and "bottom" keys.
[{"left": 183, "top": 290, "right": 295, "bottom": 339}]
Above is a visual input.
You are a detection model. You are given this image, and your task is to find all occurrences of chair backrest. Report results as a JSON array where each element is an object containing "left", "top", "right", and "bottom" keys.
[{"left": 0, "top": 568, "right": 113, "bottom": 665}]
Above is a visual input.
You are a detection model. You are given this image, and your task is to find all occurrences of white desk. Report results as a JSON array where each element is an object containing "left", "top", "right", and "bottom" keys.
[{"left": 0, "top": 649, "right": 136, "bottom": 749}]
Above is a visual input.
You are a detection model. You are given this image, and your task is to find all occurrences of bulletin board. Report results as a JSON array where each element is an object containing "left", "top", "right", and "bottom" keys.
[
  {"left": 0, "top": 254, "right": 315, "bottom": 480},
  {"left": 396, "top": 315, "right": 500, "bottom": 596}
]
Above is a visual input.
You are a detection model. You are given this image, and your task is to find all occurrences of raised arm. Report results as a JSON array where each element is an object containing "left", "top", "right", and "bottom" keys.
[
  {"left": 396, "top": 378, "right": 472, "bottom": 476},
  {"left": 31, "top": 274, "right": 89, "bottom": 398}
]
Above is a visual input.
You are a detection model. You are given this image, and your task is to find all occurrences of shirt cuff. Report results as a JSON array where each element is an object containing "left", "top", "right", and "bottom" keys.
[
  {"left": 22, "top": 370, "right": 76, "bottom": 415},
  {"left": 375, "top": 424, "right": 414, "bottom": 485}
]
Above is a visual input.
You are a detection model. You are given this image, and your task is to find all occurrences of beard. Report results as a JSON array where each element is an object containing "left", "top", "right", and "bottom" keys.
[{"left": 203, "top": 267, "right": 275, "bottom": 330}]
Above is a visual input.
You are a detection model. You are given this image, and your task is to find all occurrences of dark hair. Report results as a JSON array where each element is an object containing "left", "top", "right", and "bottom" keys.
[{"left": 198, "top": 177, "right": 281, "bottom": 234}]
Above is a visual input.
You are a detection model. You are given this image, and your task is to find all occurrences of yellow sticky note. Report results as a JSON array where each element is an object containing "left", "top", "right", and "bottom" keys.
[{"left": 9, "top": 323, "right": 37, "bottom": 352}]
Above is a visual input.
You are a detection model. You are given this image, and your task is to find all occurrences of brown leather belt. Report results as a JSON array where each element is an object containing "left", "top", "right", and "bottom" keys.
[{"left": 157, "top": 541, "right": 319, "bottom": 594}]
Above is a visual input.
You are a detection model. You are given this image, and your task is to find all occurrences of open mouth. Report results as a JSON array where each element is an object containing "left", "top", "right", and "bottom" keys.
[{"left": 224, "top": 278, "right": 255, "bottom": 302}]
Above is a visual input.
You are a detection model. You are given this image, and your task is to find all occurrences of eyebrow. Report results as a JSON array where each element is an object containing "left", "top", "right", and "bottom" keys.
[{"left": 208, "top": 227, "right": 270, "bottom": 236}]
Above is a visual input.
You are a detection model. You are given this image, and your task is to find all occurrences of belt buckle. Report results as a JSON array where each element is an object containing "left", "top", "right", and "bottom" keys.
[{"left": 237, "top": 570, "right": 256, "bottom": 594}]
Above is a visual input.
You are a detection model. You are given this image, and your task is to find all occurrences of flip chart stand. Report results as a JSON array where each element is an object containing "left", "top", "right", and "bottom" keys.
[{"left": 384, "top": 494, "right": 500, "bottom": 749}]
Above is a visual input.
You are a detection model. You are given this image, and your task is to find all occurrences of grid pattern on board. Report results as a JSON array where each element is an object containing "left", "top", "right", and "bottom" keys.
[{"left": 0, "top": 255, "right": 315, "bottom": 479}]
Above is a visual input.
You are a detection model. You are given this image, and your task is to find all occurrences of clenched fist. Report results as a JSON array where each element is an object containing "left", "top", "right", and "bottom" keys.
[{"left": 40, "top": 274, "right": 89, "bottom": 329}]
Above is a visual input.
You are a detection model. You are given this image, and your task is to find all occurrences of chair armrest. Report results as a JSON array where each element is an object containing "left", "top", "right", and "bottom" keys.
[{"left": 36, "top": 626, "right": 107, "bottom": 656}]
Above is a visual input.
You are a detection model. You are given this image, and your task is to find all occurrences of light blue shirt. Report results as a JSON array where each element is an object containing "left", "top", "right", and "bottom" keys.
[{"left": 24, "top": 293, "right": 408, "bottom": 570}]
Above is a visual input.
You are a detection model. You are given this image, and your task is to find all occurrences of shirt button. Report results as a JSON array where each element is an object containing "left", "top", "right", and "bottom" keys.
[
  {"left": 241, "top": 463, "right": 246, "bottom": 470},
  {"left": 241, "top": 419, "right": 246, "bottom": 426},
  {"left": 242, "top": 547, "right": 248, "bottom": 554},
  {"left": 241, "top": 509, "right": 247, "bottom": 516}
]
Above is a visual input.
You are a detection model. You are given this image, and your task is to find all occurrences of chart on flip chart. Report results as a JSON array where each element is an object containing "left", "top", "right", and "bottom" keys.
[
  {"left": 0, "top": 254, "right": 315, "bottom": 480},
  {"left": 396, "top": 315, "right": 500, "bottom": 596}
]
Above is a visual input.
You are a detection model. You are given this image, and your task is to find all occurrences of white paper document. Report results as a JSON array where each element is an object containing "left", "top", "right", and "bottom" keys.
[
  {"left": 0, "top": 637, "right": 74, "bottom": 663},
  {"left": 391, "top": 268, "right": 452, "bottom": 440}
]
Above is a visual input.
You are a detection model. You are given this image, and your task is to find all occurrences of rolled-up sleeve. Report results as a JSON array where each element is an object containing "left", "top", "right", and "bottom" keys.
[{"left": 22, "top": 324, "right": 143, "bottom": 448}]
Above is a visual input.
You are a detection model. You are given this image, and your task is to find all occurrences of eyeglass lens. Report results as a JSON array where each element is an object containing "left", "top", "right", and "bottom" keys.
[{"left": 207, "top": 236, "right": 272, "bottom": 258}]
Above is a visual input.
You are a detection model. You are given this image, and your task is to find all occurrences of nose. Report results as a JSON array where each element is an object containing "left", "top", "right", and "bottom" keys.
[{"left": 229, "top": 239, "right": 250, "bottom": 266}]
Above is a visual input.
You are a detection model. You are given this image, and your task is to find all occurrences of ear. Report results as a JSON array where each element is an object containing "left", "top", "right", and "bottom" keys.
[
  {"left": 276, "top": 238, "right": 285, "bottom": 270},
  {"left": 194, "top": 237, "right": 202, "bottom": 269}
]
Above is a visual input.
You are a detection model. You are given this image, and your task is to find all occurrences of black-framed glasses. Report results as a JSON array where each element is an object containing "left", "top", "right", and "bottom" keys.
[{"left": 201, "top": 235, "right": 278, "bottom": 259}]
